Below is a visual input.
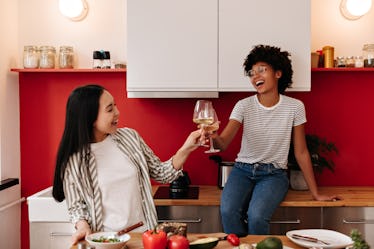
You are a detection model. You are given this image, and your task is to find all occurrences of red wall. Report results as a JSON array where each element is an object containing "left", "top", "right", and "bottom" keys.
[{"left": 19, "top": 70, "right": 374, "bottom": 249}]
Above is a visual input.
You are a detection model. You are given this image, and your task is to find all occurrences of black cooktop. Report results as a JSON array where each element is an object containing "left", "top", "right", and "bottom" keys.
[{"left": 153, "top": 186, "right": 199, "bottom": 199}]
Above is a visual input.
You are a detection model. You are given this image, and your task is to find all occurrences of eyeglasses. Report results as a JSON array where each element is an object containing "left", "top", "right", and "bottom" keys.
[{"left": 248, "top": 66, "right": 267, "bottom": 77}]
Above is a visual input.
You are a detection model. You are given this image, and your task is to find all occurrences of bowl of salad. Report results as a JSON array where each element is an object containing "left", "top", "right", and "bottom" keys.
[{"left": 86, "top": 232, "right": 131, "bottom": 249}]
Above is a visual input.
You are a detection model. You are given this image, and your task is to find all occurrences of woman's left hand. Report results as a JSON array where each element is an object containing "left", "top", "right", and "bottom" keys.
[
  {"left": 185, "top": 129, "right": 208, "bottom": 150},
  {"left": 313, "top": 194, "right": 342, "bottom": 202},
  {"left": 172, "top": 129, "right": 207, "bottom": 170}
]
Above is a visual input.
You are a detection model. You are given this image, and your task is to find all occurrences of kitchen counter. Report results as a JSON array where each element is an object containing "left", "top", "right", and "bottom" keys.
[
  {"left": 71, "top": 233, "right": 304, "bottom": 249},
  {"left": 153, "top": 185, "right": 374, "bottom": 207}
]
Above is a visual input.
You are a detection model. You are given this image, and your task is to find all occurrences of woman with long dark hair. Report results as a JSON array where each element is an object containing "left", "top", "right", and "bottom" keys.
[{"left": 53, "top": 84, "right": 202, "bottom": 244}]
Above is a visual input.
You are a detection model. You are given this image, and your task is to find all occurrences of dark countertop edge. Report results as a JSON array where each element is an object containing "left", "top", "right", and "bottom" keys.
[{"left": 0, "top": 178, "right": 19, "bottom": 191}]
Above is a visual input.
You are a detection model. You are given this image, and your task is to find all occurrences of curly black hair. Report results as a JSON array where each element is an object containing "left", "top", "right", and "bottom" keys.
[{"left": 243, "top": 45, "right": 293, "bottom": 94}]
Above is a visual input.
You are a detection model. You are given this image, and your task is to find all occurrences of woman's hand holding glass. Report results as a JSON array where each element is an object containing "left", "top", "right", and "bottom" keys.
[
  {"left": 203, "top": 109, "right": 220, "bottom": 153},
  {"left": 192, "top": 100, "right": 220, "bottom": 153}
]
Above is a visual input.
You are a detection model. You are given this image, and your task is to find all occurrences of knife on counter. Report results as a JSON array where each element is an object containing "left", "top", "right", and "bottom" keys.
[{"left": 291, "top": 234, "right": 330, "bottom": 245}]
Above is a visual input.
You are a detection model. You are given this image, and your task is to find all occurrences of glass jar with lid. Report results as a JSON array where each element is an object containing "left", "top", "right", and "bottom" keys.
[
  {"left": 92, "top": 50, "right": 111, "bottom": 69},
  {"left": 39, "top": 46, "right": 56, "bottom": 68},
  {"left": 23, "top": 46, "right": 39, "bottom": 68},
  {"left": 345, "top": 56, "right": 355, "bottom": 68},
  {"left": 102, "top": 51, "right": 111, "bottom": 69},
  {"left": 363, "top": 44, "right": 374, "bottom": 67},
  {"left": 355, "top": 56, "right": 364, "bottom": 68},
  {"left": 59, "top": 46, "right": 74, "bottom": 69},
  {"left": 336, "top": 56, "right": 345, "bottom": 67}
]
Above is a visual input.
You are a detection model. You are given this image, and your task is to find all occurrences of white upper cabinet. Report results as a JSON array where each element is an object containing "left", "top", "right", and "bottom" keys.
[
  {"left": 127, "top": 0, "right": 218, "bottom": 98},
  {"left": 127, "top": 0, "right": 310, "bottom": 98},
  {"left": 218, "top": 0, "right": 311, "bottom": 92}
]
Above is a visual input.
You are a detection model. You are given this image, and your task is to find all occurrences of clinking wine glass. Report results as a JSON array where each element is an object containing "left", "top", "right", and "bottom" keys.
[
  {"left": 192, "top": 100, "right": 220, "bottom": 153},
  {"left": 204, "top": 109, "right": 220, "bottom": 153},
  {"left": 193, "top": 100, "right": 214, "bottom": 147}
]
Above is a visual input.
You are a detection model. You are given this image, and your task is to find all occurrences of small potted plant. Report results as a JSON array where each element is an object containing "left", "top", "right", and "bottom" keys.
[{"left": 288, "top": 134, "right": 338, "bottom": 190}]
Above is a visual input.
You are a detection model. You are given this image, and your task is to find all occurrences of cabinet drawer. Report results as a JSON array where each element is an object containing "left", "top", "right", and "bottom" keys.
[
  {"left": 323, "top": 207, "right": 374, "bottom": 248},
  {"left": 270, "top": 207, "right": 323, "bottom": 235},
  {"left": 30, "top": 222, "right": 74, "bottom": 249},
  {"left": 156, "top": 206, "right": 223, "bottom": 233}
]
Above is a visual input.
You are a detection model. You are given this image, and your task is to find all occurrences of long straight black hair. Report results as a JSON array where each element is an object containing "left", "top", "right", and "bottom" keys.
[{"left": 52, "top": 84, "right": 105, "bottom": 202}]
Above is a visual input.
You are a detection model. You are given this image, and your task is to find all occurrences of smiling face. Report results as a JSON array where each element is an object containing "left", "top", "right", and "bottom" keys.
[
  {"left": 249, "top": 62, "right": 282, "bottom": 94},
  {"left": 92, "top": 90, "right": 120, "bottom": 142}
]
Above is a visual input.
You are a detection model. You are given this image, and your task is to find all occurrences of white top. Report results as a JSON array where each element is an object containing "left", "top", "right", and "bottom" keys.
[
  {"left": 230, "top": 94, "right": 306, "bottom": 168},
  {"left": 91, "top": 135, "right": 146, "bottom": 232}
]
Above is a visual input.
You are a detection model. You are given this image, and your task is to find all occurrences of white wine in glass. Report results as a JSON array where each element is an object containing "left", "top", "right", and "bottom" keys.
[
  {"left": 193, "top": 100, "right": 214, "bottom": 126},
  {"left": 193, "top": 100, "right": 214, "bottom": 147},
  {"left": 204, "top": 108, "right": 220, "bottom": 153}
]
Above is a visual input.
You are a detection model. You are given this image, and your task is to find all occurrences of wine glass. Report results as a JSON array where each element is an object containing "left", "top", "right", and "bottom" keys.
[
  {"left": 193, "top": 100, "right": 214, "bottom": 147},
  {"left": 204, "top": 108, "right": 220, "bottom": 153}
]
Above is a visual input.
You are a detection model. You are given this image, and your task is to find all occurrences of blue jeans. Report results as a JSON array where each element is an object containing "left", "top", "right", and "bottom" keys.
[{"left": 220, "top": 162, "right": 289, "bottom": 236}]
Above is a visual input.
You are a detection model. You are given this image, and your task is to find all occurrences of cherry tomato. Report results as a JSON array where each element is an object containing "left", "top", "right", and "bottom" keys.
[
  {"left": 167, "top": 235, "right": 189, "bottom": 249},
  {"left": 142, "top": 230, "right": 168, "bottom": 249},
  {"left": 227, "top": 233, "right": 240, "bottom": 246}
]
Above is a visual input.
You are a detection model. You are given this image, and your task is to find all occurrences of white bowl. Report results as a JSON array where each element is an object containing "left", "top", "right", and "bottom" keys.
[{"left": 86, "top": 232, "right": 131, "bottom": 249}]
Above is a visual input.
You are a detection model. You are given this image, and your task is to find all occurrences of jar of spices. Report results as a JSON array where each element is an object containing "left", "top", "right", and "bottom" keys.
[
  {"left": 93, "top": 51, "right": 103, "bottom": 68},
  {"left": 23, "top": 46, "right": 39, "bottom": 68},
  {"left": 323, "top": 46, "right": 334, "bottom": 68},
  {"left": 355, "top": 56, "right": 364, "bottom": 68},
  {"left": 102, "top": 51, "right": 111, "bottom": 69},
  {"left": 59, "top": 46, "right": 74, "bottom": 69},
  {"left": 363, "top": 44, "right": 374, "bottom": 67},
  {"left": 39, "top": 46, "right": 56, "bottom": 68},
  {"left": 92, "top": 50, "right": 111, "bottom": 69},
  {"left": 345, "top": 56, "right": 355, "bottom": 68},
  {"left": 336, "top": 56, "right": 345, "bottom": 67}
]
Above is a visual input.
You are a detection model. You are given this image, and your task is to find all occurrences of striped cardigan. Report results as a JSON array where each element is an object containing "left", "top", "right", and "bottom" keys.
[{"left": 63, "top": 128, "right": 183, "bottom": 231}]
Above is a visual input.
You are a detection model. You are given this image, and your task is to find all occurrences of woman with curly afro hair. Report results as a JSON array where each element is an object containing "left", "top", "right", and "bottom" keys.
[{"left": 211, "top": 45, "right": 340, "bottom": 235}]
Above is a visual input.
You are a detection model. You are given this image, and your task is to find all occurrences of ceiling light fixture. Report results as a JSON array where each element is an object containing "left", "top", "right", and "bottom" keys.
[
  {"left": 340, "top": 0, "right": 372, "bottom": 20},
  {"left": 59, "top": 0, "right": 88, "bottom": 21}
]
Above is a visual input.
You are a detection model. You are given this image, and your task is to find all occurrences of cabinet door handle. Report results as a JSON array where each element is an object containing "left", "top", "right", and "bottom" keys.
[
  {"left": 343, "top": 219, "right": 374, "bottom": 224},
  {"left": 0, "top": 197, "right": 25, "bottom": 212},
  {"left": 157, "top": 218, "right": 202, "bottom": 223},
  {"left": 270, "top": 219, "right": 301, "bottom": 224},
  {"left": 50, "top": 232, "right": 73, "bottom": 237}
]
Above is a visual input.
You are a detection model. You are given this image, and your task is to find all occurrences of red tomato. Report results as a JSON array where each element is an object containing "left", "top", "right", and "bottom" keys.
[
  {"left": 227, "top": 233, "right": 240, "bottom": 246},
  {"left": 167, "top": 235, "right": 189, "bottom": 249},
  {"left": 142, "top": 230, "right": 168, "bottom": 249}
]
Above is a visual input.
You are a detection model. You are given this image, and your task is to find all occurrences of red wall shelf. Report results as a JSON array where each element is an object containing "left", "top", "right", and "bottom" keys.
[
  {"left": 312, "top": 67, "right": 374, "bottom": 72},
  {"left": 12, "top": 68, "right": 374, "bottom": 73},
  {"left": 10, "top": 68, "right": 126, "bottom": 73}
]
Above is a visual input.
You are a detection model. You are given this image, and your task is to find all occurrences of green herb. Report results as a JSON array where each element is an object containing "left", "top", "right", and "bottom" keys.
[
  {"left": 92, "top": 236, "right": 120, "bottom": 243},
  {"left": 288, "top": 134, "right": 338, "bottom": 173},
  {"left": 350, "top": 229, "right": 370, "bottom": 249}
]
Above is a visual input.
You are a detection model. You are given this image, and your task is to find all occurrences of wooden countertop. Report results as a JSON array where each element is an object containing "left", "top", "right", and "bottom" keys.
[
  {"left": 72, "top": 233, "right": 304, "bottom": 249},
  {"left": 153, "top": 185, "right": 374, "bottom": 207}
]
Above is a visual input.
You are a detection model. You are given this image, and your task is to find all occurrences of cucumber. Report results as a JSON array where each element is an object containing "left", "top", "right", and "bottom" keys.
[{"left": 189, "top": 237, "right": 219, "bottom": 249}]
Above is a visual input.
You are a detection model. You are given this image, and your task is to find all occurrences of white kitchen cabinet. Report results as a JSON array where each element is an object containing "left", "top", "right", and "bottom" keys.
[
  {"left": 127, "top": 0, "right": 218, "bottom": 98},
  {"left": 28, "top": 187, "right": 72, "bottom": 249},
  {"left": 29, "top": 222, "right": 74, "bottom": 249},
  {"left": 218, "top": 0, "right": 311, "bottom": 92},
  {"left": 127, "top": 0, "right": 311, "bottom": 97}
]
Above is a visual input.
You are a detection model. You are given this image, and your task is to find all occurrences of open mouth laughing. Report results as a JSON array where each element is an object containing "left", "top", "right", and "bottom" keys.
[{"left": 255, "top": 80, "right": 264, "bottom": 87}]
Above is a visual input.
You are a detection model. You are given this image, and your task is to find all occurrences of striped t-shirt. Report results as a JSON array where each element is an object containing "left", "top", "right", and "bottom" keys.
[{"left": 230, "top": 94, "right": 306, "bottom": 169}]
